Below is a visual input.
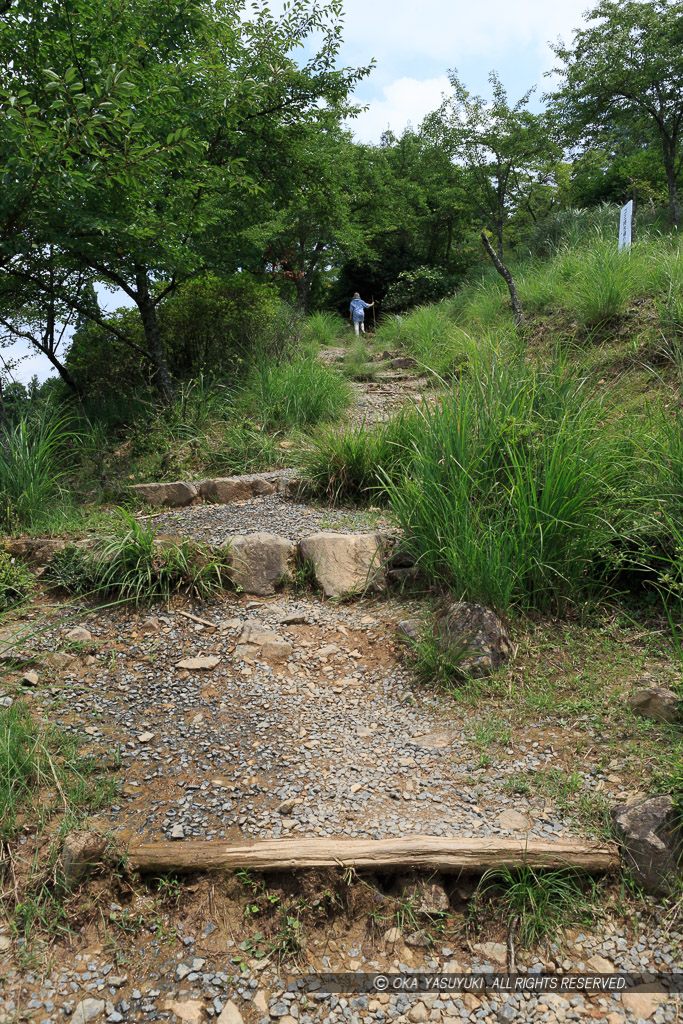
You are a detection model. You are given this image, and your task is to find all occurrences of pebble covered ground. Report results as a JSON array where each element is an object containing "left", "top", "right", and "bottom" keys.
[
  {"left": 1, "top": 469, "right": 681, "bottom": 1022},
  {"left": 147, "top": 495, "right": 395, "bottom": 547}
]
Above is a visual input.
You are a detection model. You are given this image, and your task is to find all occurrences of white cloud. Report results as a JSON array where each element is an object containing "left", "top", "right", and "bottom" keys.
[
  {"left": 339, "top": 0, "right": 589, "bottom": 68},
  {"left": 350, "top": 74, "right": 452, "bottom": 142}
]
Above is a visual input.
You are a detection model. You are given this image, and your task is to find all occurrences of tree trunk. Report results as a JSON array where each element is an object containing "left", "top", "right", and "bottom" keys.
[
  {"left": 135, "top": 268, "right": 174, "bottom": 402},
  {"left": 41, "top": 346, "right": 83, "bottom": 398},
  {"left": 295, "top": 274, "right": 310, "bottom": 316},
  {"left": 0, "top": 377, "right": 8, "bottom": 432},
  {"left": 664, "top": 156, "right": 680, "bottom": 230},
  {"left": 481, "top": 232, "right": 525, "bottom": 327},
  {"left": 126, "top": 835, "right": 620, "bottom": 876}
]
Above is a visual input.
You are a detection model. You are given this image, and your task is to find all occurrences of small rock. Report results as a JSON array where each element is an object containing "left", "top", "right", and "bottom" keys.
[
  {"left": 175, "top": 656, "right": 220, "bottom": 671},
  {"left": 384, "top": 927, "right": 401, "bottom": 944},
  {"left": 163, "top": 1000, "right": 205, "bottom": 1024},
  {"left": 474, "top": 941, "right": 507, "bottom": 965},
  {"left": 61, "top": 831, "right": 107, "bottom": 886},
  {"left": 407, "top": 1003, "right": 429, "bottom": 1023},
  {"left": 298, "top": 532, "right": 389, "bottom": 598},
  {"left": 71, "top": 998, "right": 106, "bottom": 1024},
  {"left": 130, "top": 480, "right": 198, "bottom": 507},
  {"left": 137, "top": 732, "right": 155, "bottom": 743},
  {"left": 253, "top": 991, "right": 269, "bottom": 1014},
  {"left": 620, "top": 991, "right": 667, "bottom": 1019},
  {"left": 397, "top": 619, "right": 421, "bottom": 641},
  {"left": 227, "top": 533, "right": 296, "bottom": 596},
  {"left": 0, "top": 936, "right": 11, "bottom": 952},
  {"left": 66, "top": 627, "right": 92, "bottom": 642},
  {"left": 390, "top": 356, "right": 418, "bottom": 370},
  {"left": 586, "top": 954, "right": 614, "bottom": 973},
  {"left": 216, "top": 1001, "right": 245, "bottom": 1024},
  {"left": 171, "top": 824, "right": 185, "bottom": 840},
  {"left": 404, "top": 930, "right": 431, "bottom": 948},
  {"left": 612, "top": 795, "right": 682, "bottom": 895},
  {"left": 628, "top": 686, "right": 682, "bottom": 724},
  {"left": 434, "top": 601, "right": 512, "bottom": 677},
  {"left": 497, "top": 809, "right": 530, "bottom": 831},
  {"left": 276, "top": 799, "right": 298, "bottom": 815},
  {"left": 199, "top": 475, "right": 275, "bottom": 504}
]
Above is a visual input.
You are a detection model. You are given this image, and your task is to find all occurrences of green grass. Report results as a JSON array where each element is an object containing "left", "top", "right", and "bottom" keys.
[
  {"left": 0, "top": 703, "right": 114, "bottom": 841},
  {"left": 240, "top": 355, "right": 352, "bottom": 429},
  {"left": 0, "top": 411, "right": 80, "bottom": 531},
  {"left": 0, "top": 551, "right": 34, "bottom": 610},
  {"left": 45, "top": 510, "right": 228, "bottom": 605},
  {"left": 374, "top": 304, "right": 476, "bottom": 379},
  {"left": 303, "top": 311, "right": 346, "bottom": 347},
  {"left": 474, "top": 864, "right": 598, "bottom": 949},
  {"left": 302, "top": 408, "right": 421, "bottom": 504},
  {"left": 386, "top": 353, "right": 643, "bottom": 614}
]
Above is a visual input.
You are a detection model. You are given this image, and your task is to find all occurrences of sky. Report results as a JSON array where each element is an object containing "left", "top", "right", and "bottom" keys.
[{"left": 9, "top": 0, "right": 594, "bottom": 385}]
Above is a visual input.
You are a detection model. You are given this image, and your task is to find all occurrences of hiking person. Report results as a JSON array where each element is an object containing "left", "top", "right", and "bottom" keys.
[{"left": 349, "top": 292, "right": 374, "bottom": 335}]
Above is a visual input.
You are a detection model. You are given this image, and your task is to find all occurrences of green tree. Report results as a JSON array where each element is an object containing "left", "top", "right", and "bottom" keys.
[
  {"left": 549, "top": 0, "right": 683, "bottom": 228},
  {"left": 1, "top": 0, "right": 367, "bottom": 400},
  {"left": 422, "top": 71, "right": 559, "bottom": 324}
]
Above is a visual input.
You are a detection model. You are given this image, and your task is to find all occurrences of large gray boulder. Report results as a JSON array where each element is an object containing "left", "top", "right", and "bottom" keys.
[
  {"left": 612, "top": 795, "right": 682, "bottom": 895},
  {"left": 130, "top": 480, "right": 198, "bottom": 507},
  {"left": 297, "top": 532, "right": 389, "bottom": 598},
  {"left": 628, "top": 686, "right": 682, "bottom": 724},
  {"left": 435, "top": 601, "right": 512, "bottom": 678},
  {"left": 198, "top": 474, "right": 275, "bottom": 503},
  {"left": 226, "top": 532, "right": 295, "bottom": 595}
]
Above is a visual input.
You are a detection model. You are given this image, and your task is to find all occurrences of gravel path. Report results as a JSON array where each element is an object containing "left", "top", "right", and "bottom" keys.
[
  {"left": 27, "top": 594, "right": 607, "bottom": 846},
  {"left": 147, "top": 495, "right": 396, "bottom": 547}
]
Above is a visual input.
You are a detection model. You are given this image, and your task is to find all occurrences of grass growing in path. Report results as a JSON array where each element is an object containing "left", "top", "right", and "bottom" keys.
[
  {"left": 474, "top": 864, "right": 598, "bottom": 949},
  {"left": 240, "top": 355, "right": 352, "bottom": 429},
  {"left": 386, "top": 353, "right": 644, "bottom": 615}
]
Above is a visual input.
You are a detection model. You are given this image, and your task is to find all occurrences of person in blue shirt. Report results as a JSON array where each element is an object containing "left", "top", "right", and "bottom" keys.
[{"left": 349, "top": 292, "right": 374, "bottom": 335}]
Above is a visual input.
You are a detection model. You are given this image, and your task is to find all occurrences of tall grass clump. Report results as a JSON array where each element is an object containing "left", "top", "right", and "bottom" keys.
[
  {"left": 0, "top": 412, "right": 78, "bottom": 531},
  {"left": 386, "top": 355, "right": 642, "bottom": 614},
  {"left": 375, "top": 304, "right": 475, "bottom": 378},
  {"left": 569, "top": 239, "right": 640, "bottom": 328},
  {"left": 240, "top": 355, "right": 351, "bottom": 429},
  {"left": 302, "top": 311, "right": 345, "bottom": 348},
  {"left": 302, "top": 408, "right": 421, "bottom": 504}
]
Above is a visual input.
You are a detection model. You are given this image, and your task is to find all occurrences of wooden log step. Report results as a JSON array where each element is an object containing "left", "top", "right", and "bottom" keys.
[{"left": 126, "top": 836, "right": 619, "bottom": 876}]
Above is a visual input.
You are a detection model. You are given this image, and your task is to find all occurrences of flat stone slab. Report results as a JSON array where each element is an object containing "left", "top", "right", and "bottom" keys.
[{"left": 130, "top": 481, "right": 198, "bottom": 507}]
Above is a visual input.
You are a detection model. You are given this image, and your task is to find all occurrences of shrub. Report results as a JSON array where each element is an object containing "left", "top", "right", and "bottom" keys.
[
  {"left": 66, "top": 275, "right": 293, "bottom": 397},
  {"left": 0, "top": 552, "right": 33, "bottom": 611},
  {"left": 239, "top": 356, "right": 351, "bottom": 429}
]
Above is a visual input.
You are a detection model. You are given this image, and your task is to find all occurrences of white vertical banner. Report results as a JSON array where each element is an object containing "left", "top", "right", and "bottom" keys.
[{"left": 619, "top": 200, "right": 633, "bottom": 250}]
